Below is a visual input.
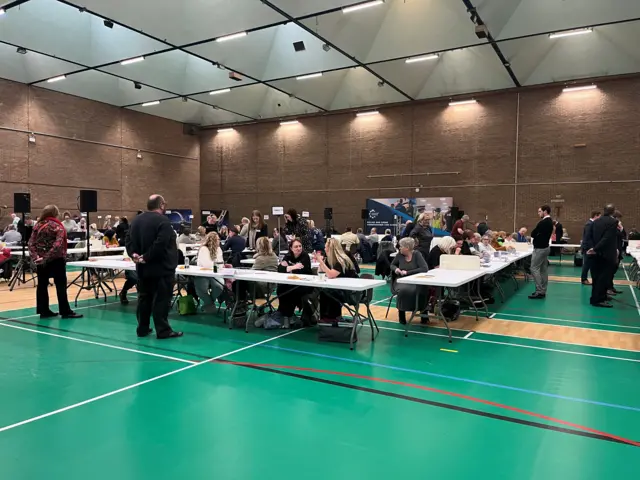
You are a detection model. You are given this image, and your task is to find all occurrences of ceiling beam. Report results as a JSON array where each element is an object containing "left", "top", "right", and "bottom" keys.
[
  {"left": 460, "top": 0, "right": 521, "bottom": 87},
  {"left": 259, "top": 0, "right": 415, "bottom": 101},
  {"left": 54, "top": 0, "right": 327, "bottom": 113}
]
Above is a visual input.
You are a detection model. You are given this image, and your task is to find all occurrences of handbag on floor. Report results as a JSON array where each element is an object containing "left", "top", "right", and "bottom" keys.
[{"left": 178, "top": 295, "right": 198, "bottom": 315}]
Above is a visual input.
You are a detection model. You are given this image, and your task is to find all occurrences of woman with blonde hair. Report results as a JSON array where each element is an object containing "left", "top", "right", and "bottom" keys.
[
  {"left": 195, "top": 232, "right": 224, "bottom": 311},
  {"left": 249, "top": 236, "right": 278, "bottom": 301},
  {"left": 411, "top": 212, "right": 434, "bottom": 260},
  {"left": 427, "top": 236, "right": 457, "bottom": 269},
  {"left": 239, "top": 217, "right": 250, "bottom": 238},
  {"left": 316, "top": 238, "right": 358, "bottom": 320}
]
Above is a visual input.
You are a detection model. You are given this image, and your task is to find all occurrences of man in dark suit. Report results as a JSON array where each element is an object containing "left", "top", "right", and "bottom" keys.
[
  {"left": 580, "top": 210, "right": 600, "bottom": 285},
  {"left": 529, "top": 205, "right": 554, "bottom": 299},
  {"left": 587, "top": 204, "right": 619, "bottom": 308},
  {"left": 127, "top": 194, "right": 182, "bottom": 338}
]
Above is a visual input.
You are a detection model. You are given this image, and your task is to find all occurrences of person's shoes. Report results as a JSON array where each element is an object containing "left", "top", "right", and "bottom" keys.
[
  {"left": 39, "top": 311, "right": 59, "bottom": 319},
  {"left": 157, "top": 331, "right": 184, "bottom": 339},
  {"left": 137, "top": 328, "right": 153, "bottom": 338},
  {"left": 61, "top": 312, "right": 83, "bottom": 319},
  {"left": 581, "top": 280, "right": 591, "bottom": 285},
  {"left": 591, "top": 302, "right": 613, "bottom": 308},
  {"left": 119, "top": 292, "right": 129, "bottom": 305},
  {"left": 607, "top": 289, "right": 618, "bottom": 296},
  {"left": 528, "top": 293, "right": 546, "bottom": 299},
  {"left": 612, "top": 288, "right": 623, "bottom": 294},
  {"left": 398, "top": 317, "right": 407, "bottom": 325},
  {"left": 283, "top": 317, "right": 291, "bottom": 329}
]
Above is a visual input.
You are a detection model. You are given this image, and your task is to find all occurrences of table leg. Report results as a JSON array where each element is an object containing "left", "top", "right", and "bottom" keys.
[
  {"left": 349, "top": 299, "right": 361, "bottom": 350},
  {"left": 478, "top": 278, "right": 489, "bottom": 318},
  {"left": 245, "top": 282, "right": 257, "bottom": 333},
  {"left": 228, "top": 280, "right": 241, "bottom": 330},
  {"left": 467, "top": 282, "right": 479, "bottom": 321},
  {"left": 436, "top": 287, "right": 452, "bottom": 343}
]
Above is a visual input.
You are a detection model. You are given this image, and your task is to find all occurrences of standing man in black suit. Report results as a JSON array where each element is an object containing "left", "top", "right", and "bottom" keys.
[
  {"left": 587, "top": 204, "right": 619, "bottom": 308},
  {"left": 529, "top": 205, "right": 554, "bottom": 299},
  {"left": 580, "top": 210, "right": 600, "bottom": 285},
  {"left": 127, "top": 194, "right": 183, "bottom": 339}
]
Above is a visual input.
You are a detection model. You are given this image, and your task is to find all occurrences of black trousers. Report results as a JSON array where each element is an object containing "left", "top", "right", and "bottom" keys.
[
  {"left": 277, "top": 285, "right": 311, "bottom": 317},
  {"left": 590, "top": 256, "right": 616, "bottom": 305},
  {"left": 36, "top": 257, "right": 72, "bottom": 315},
  {"left": 122, "top": 271, "right": 138, "bottom": 294},
  {"left": 136, "top": 274, "right": 174, "bottom": 336}
]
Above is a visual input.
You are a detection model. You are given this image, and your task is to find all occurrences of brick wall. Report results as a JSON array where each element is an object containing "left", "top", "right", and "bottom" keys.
[
  {"left": 200, "top": 75, "right": 640, "bottom": 240},
  {"left": 0, "top": 78, "right": 200, "bottom": 229}
]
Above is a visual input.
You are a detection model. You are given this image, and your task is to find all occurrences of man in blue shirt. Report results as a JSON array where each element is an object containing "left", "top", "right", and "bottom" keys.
[{"left": 516, "top": 227, "right": 528, "bottom": 243}]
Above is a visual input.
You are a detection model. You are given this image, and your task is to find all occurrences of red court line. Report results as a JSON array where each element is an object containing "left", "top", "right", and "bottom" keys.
[{"left": 221, "top": 360, "right": 640, "bottom": 448}]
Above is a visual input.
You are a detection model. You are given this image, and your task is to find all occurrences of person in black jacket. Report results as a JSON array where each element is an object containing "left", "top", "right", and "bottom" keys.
[
  {"left": 529, "top": 205, "right": 553, "bottom": 299},
  {"left": 115, "top": 216, "right": 129, "bottom": 246},
  {"left": 126, "top": 194, "right": 182, "bottom": 339},
  {"left": 222, "top": 226, "right": 246, "bottom": 254},
  {"left": 580, "top": 210, "right": 600, "bottom": 285},
  {"left": 277, "top": 238, "right": 312, "bottom": 327},
  {"left": 410, "top": 213, "right": 433, "bottom": 260},
  {"left": 587, "top": 205, "right": 619, "bottom": 307},
  {"left": 607, "top": 211, "right": 625, "bottom": 295}
]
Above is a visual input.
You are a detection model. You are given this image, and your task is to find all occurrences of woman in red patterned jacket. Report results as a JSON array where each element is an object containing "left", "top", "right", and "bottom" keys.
[{"left": 29, "top": 205, "right": 82, "bottom": 319}]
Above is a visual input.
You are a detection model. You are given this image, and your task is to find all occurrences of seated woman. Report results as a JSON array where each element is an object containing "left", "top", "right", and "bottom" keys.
[
  {"left": 195, "top": 226, "right": 207, "bottom": 242},
  {"left": 195, "top": 232, "right": 224, "bottom": 312},
  {"left": 427, "top": 236, "right": 457, "bottom": 269},
  {"left": 391, "top": 237, "right": 429, "bottom": 325},
  {"left": 251, "top": 236, "right": 278, "bottom": 298},
  {"left": 477, "top": 234, "right": 496, "bottom": 255},
  {"left": 103, "top": 229, "right": 119, "bottom": 247},
  {"left": 218, "top": 225, "right": 228, "bottom": 241},
  {"left": 459, "top": 230, "right": 475, "bottom": 255},
  {"left": 381, "top": 229, "right": 394, "bottom": 242},
  {"left": 277, "top": 238, "right": 312, "bottom": 328},
  {"left": 315, "top": 238, "right": 358, "bottom": 321}
]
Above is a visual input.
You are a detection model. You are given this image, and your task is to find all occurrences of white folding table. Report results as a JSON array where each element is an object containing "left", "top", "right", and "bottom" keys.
[{"left": 233, "top": 270, "right": 385, "bottom": 349}]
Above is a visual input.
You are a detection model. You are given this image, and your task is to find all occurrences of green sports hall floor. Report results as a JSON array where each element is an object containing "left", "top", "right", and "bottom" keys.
[{"left": 1, "top": 261, "right": 639, "bottom": 479}]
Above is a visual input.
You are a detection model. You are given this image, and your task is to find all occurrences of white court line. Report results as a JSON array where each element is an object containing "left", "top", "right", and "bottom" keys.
[
  {"left": 488, "top": 312, "right": 640, "bottom": 331},
  {"left": 370, "top": 296, "right": 392, "bottom": 306},
  {"left": 377, "top": 325, "right": 640, "bottom": 362},
  {"left": 463, "top": 331, "right": 474, "bottom": 339},
  {"left": 0, "top": 328, "right": 303, "bottom": 434},
  {"left": 0, "top": 322, "right": 196, "bottom": 365},
  {"left": 489, "top": 313, "right": 496, "bottom": 319},
  {"left": 622, "top": 264, "right": 640, "bottom": 317},
  {"left": 0, "top": 296, "right": 137, "bottom": 323}
]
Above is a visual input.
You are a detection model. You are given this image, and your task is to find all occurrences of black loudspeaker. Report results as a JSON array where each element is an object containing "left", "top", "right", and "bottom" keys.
[
  {"left": 14, "top": 193, "right": 31, "bottom": 214},
  {"left": 80, "top": 190, "right": 98, "bottom": 213},
  {"left": 451, "top": 207, "right": 463, "bottom": 220},
  {"left": 361, "top": 209, "right": 368, "bottom": 220},
  {"left": 324, "top": 208, "right": 333, "bottom": 220}
]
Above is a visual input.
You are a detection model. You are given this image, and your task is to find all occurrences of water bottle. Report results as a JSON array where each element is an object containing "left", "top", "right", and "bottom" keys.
[
  {"left": 184, "top": 256, "right": 190, "bottom": 269},
  {"left": 213, "top": 261, "right": 218, "bottom": 273}
]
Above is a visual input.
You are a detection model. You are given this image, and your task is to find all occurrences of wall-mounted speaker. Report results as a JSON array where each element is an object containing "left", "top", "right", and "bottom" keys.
[
  {"left": 14, "top": 193, "right": 31, "bottom": 214},
  {"left": 361, "top": 209, "right": 368, "bottom": 220},
  {"left": 324, "top": 207, "right": 333, "bottom": 220},
  {"left": 80, "top": 190, "right": 98, "bottom": 213}
]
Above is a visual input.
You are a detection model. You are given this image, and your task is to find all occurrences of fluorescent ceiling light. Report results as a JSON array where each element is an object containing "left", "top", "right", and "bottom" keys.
[
  {"left": 46, "top": 75, "right": 66, "bottom": 83},
  {"left": 549, "top": 28, "right": 592, "bottom": 39},
  {"left": 448, "top": 99, "right": 477, "bottom": 106},
  {"left": 0, "top": 8, "right": 5, "bottom": 15},
  {"left": 209, "top": 88, "right": 231, "bottom": 95},
  {"left": 405, "top": 54, "right": 439, "bottom": 64},
  {"left": 216, "top": 31, "right": 247, "bottom": 42},
  {"left": 562, "top": 84, "right": 597, "bottom": 93},
  {"left": 120, "top": 56, "right": 145, "bottom": 66},
  {"left": 218, "top": 128, "right": 235, "bottom": 133},
  {"left": 141, "top": 101, "right": 160, "bottom": 107},
  {"left": 296, "top": 72, "right": 323, "bottom": 80},
  {"left": 280, "top": 120, "right": 299, "bottom": 126},
  {"left": 343, "top": 1, "right": 384, "bottom": 14},
  {"left": 356, "top": 110, "right": 379, "bottom": 117}
]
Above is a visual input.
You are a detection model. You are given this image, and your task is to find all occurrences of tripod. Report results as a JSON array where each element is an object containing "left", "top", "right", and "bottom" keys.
[{"left": 8, "top": 213, "right": 36, "bottom": 291}]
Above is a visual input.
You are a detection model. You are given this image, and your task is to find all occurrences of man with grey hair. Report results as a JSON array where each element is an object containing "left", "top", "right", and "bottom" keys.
[
  {"left": 0, "top": 224, "right": 21, "bottom": 244},
  {"left": 127, "top": 194, "right": 182, "bottom": 338}
]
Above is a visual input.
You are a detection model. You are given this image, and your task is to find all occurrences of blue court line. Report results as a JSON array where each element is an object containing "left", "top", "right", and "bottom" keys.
[{"left": 228, "top": 338, "right": 640, "bottom": 413}]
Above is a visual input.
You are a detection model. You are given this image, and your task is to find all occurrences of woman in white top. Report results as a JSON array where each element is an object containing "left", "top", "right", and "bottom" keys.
[
  {"left": 195, "top": 232, "right": 224, "bottom": 311},
  {"left": 477, "top": 234, "right": 496, "bottom": 254}
]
